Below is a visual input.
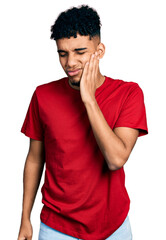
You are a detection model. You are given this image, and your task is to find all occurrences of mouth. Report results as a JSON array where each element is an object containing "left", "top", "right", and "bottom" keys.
[{"left": 67, "top": 69, "right": 81, "bottom": 76}]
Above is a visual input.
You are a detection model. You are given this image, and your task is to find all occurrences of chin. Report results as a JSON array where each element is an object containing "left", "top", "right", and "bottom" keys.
[
  {"left": 69, "top": 75, "right": 80, "bottom": 82},
  {"left": 69, "top": 77, "right": 80, "bottom": 87}
]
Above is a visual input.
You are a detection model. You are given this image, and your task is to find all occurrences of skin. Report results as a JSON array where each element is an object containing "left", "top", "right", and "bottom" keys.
[
  {"left": 18, "top": 33, "right": 139, "bottom": 240},
  {"left": 56, "top": 34, "right": 105, "bottom": 92},
  {"left": 18, "top": 139, "right": 44, "bottom": 240},
  {"left": 56, "top": 33, "right": 139, "bottom": 170}
]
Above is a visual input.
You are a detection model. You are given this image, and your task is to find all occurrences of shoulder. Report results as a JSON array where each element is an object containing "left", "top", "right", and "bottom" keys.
[
  {"left": 106, "top": 76, "right": 143, "bottom": 96},
  {"left": 30, "top": 77, "right": 67, "bottom": 104},
  {"left": 32, "top": 77, "right": 67, "bottom": 101},
  {"left": 108, "top": 76, "right": 140, "bottom": 89},
  {"left": 35, "top": 77, "right": 67, "bottom": 94}
]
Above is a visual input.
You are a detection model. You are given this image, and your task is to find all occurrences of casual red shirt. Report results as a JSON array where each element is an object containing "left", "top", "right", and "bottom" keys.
[{"left": 21, "top": 76, "right": 148, "bottom": 240}]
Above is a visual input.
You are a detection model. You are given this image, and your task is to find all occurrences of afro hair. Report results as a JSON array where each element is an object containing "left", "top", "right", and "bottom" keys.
[{"left": 50, "top": 5, "right": 101, "bottom": 40}]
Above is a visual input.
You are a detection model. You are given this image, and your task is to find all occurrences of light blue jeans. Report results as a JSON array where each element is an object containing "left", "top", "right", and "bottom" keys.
[{"left": 38, "top": 215, "right": 132, "bottom": 240}]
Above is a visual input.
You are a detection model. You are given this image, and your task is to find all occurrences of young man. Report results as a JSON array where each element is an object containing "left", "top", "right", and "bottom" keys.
[{"left": 18, "top": 5, "right": 148, "bottom": 240}]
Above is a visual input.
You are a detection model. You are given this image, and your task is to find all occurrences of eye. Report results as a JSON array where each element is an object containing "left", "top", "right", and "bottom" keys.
[
  {"left": 77, "top": 52, "right": 86, "bottom": 55},
  {"left": 59, "top": 53, "right": 67, "bottom": 57}
]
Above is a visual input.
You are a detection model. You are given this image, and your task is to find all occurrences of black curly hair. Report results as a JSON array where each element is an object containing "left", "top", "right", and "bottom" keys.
[{"left": 50, "top": 5, "right": 101, "bottom": 40}]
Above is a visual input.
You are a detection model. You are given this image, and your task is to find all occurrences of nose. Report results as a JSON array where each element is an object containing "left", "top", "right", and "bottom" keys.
[{"left": 66, "top": 53, "right": 77, "bottom": 69}]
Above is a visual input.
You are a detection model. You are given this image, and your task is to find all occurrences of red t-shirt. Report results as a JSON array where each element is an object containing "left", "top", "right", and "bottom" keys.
[{"left": 21, "top": 76, "right": 148, "bottom": 240}]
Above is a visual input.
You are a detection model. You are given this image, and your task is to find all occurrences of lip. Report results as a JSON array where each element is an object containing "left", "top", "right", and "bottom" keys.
[{"left": 67, "top": 69, "right": 81, "bottom": 76}]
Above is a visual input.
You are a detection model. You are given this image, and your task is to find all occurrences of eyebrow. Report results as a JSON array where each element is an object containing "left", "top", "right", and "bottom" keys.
[{"left": 57, "top": 47, "right": 87, "bottom": 53}]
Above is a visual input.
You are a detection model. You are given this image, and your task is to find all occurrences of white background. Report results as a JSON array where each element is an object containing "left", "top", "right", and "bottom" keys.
[{"left": 0, "top": 0, "right": 166, "bottom": 239}]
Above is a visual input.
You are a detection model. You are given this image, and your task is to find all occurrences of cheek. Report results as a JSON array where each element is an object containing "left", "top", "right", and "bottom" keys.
[
  {"left": 59, "top": 58, "right": 66, "bottom": 69},
  {"left": 81, "top": 54, "right": 91, "bottom": 66}
]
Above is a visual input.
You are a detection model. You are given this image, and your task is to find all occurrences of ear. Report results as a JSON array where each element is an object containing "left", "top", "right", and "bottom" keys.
[{"left": 97, "top": 43, "right": 105, "bottom": 59}]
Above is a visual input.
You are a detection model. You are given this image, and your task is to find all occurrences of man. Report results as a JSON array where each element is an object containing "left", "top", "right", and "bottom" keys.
[{"left": 18, "top": 5, "right": 148, "bottom": 240}]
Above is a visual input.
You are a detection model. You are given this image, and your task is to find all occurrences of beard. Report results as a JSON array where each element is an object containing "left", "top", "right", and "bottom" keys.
[
  {"left": 70, "top": 79, "right": 80, "bottom": 87},
  {"left": 68, "top": 72, "right": 83, "bottom": 87},
  {"left": 67, "top": 68, "right": 84, "bottom": 88}
]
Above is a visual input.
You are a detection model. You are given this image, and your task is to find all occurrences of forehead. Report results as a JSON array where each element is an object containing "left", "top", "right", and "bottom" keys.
[{"left": 56, "top": 34, "right": 98, "bottom": 51}]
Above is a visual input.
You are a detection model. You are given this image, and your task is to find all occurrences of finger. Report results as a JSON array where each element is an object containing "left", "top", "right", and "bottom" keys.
[
  {"left": 84, "top": 61, "right": 89, "bottom": 75},
  {"left": 91, "top": 55, "right": 96, "bottom": 80},
  {"left": 88, "top": 54, "right": 95, "bottom": 76},
  {"left": 18, "top": 236, "right": 26, "bottom": 240},
  {"left": 92, "top": 52, "right": 99, "bottom": 80},
  {"left": 81, "top": 61, "right": 89, "bottom": 82},
  {"left": 95, "top": 52, "right": 100, "bottom": 75},
  {"left": 87, "top": 53, "right": 97, "bottom": 83}
]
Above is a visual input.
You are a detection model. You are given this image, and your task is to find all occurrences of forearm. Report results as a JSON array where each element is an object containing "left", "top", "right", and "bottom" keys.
[
  {"left": 84, "top": 100, "right": 127, "bottom": 170},
  {"left": 21, "top": 156, "right": 44, "bottom": 220}
]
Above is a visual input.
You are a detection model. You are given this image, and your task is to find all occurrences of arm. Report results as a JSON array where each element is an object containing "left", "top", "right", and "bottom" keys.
[
  {"left": 18, "top": 138, "right": 45, "bottom": 240},
  {"left": 80, "top": 52, "right": 139, "bottom": 170},
  {"left": 84, "top": 100, "right": 139, "bottom": 170}
]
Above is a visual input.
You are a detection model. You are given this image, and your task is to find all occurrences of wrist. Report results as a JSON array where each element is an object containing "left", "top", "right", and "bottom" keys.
[
  {"left": 21, "top": 211, "right": 31, "bottom": 221},
  {"left": 83, "top": 97, "right": 97, "bottom": 107}
]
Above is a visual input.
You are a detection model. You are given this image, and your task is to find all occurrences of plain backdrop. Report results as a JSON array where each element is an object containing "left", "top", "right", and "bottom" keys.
[{"left": 0, "top": 0, "right": 166, "bottom": 239}]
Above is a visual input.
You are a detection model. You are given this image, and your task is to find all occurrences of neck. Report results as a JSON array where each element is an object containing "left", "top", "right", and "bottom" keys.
[{"left": 96, "top": 72, "right": 105, "bottom": 89}]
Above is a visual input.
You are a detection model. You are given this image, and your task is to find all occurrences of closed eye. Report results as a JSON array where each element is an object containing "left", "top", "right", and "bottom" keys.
[
  {"left": 77, "top": 52, "right": 86, "bottom": 55},
  {"left": 59, "top": 53, "right": 67, "bottom": 57},
  {"left": 59, "top": 52, "right": 86, "bottom": 57}
]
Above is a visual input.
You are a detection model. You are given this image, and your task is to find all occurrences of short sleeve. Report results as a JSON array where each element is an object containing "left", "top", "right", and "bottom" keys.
[
  {"left": 114, "top": 84, "right": 148, "bottom": 137},
  {"left": 21, "top": 89, "right": 44, "bottom": 141}
]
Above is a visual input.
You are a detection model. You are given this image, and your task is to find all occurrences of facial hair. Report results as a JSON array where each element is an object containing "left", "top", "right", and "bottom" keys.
[
  {"left": 70, "top": 80, "right": 80, "bottom": 87},
  {"left": 68, "top": 68, "right": 83, "bottom": 88}
]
